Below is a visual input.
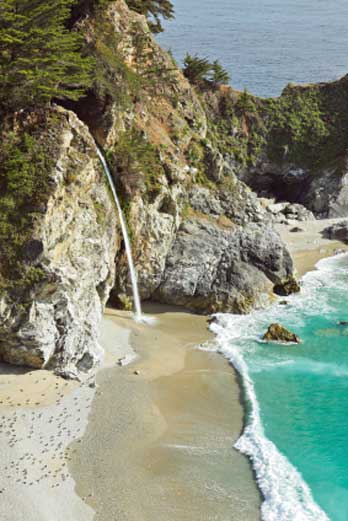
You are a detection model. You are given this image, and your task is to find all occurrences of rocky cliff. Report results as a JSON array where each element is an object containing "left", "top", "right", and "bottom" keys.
[
  {"left": 70, "top": 0, "right": 298, "bottom": 313},
  {"left": 0, "top": 107, "right": 119, "bottom": 377},
  {"left": 203, "top": 77, "right": 348, "bottom": 217},
  {"left": 0, "top": 0, "right": 315, "bottom": 375}
]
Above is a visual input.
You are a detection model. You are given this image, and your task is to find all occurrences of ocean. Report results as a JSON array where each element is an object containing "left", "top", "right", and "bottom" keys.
[
  {"left": 159, "top": 3, "right": 348, "bottom": 518},
  {"left": 158, "top": 0, "right": 348, "bottom": 97},
  {"left": 210, "top": 253, "right": 348, "bottom": 521}
]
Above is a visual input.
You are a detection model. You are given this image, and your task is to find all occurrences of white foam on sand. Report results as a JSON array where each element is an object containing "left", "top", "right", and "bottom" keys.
[
  {"left": 207, "top": 254, "right": 348, "bottom": 521},
  {"left": 210, "top": 315, "right": 328, "bottom": 521}
]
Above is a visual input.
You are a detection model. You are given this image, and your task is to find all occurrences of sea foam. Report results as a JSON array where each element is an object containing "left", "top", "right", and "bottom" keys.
[{"left": 208, "top": 253, "right": 348, "bottom": 520}]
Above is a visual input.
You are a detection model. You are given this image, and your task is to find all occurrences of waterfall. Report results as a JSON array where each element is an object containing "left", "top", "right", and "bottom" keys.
[{"left": 96, "top": 147, "right": 143, "bottom": 321}]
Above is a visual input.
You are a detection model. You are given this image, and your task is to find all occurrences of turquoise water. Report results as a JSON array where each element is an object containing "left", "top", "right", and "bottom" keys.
[
  {"left": 211, "top": 253, "right": 348, "bottom": 520},
  {"left": 158, "top": 0, "right": 348, "bottom": 97}
]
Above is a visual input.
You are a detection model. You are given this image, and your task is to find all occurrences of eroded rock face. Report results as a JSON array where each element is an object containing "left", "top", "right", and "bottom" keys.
[
  {"left": 75, "top": 0, "right": 299, "bottom": 315},
  {"left": 0, "top": 107, "right": 119, "bottom": 377},
  {"left": 153, "top": 214, "right": 295, "bottom": 314},
  {"left": 243, "top": 161, "right": 348, "bottom": 218},
  {"left": 263, "top": 323, "right": 301, "bottom": 344}
]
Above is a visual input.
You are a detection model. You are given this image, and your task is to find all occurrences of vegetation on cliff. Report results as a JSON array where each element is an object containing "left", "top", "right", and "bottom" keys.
[
  {"left": 204, "top": 78, "right": 348, "bottom": 171},
  {"left": 0, "top": 111, "right": 63, "bottom": 294},
  {"left": 125, "top": 0, "right": 174, "bottom": 33},
  {"left": 183, "top": 54, "right": 230, "bottom": 86},
  {"left": 0, "top": 0, "right": 93, "bottom": 111},
  {"left": 106, "top": 129, "right": 165, "bottom": 202}
]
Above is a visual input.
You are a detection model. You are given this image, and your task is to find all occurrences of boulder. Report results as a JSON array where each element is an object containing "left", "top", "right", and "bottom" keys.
[
  {"left": 154, "top": 217, "right": 296, "bottom": 314},
  {"left": 274, "top": 277, "right": 301, "bottom": 296},
  {"left": 322, "top": 221, "right": 348, "bottom": 242},
  {"left": 290, "top": 226, "right": 304, "bottom": 233},
  {"left": 263, "top": 323, "right": 301, "bottom": 343}
]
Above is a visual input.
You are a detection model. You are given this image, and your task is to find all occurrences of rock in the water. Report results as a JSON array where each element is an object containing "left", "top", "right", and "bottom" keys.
[
  {"left": 263, "top": 323, "right": 301, "bottom": 343},
  {"left": 290, "top": 226, "right": 304, "bottom": 233},
  {"left": 274, "top": 277, "right": 301, "bottom": 296},
  {"left": 322, "top": 221, "right": 348, "bottom": 242}
]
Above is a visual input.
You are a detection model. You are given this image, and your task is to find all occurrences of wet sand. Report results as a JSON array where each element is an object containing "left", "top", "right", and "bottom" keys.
[
  {"left": 69, "top": 305, "right": 261, "bottom": 521},
  {"left": 3, "top": 218, "right": 345, "bottom": 520}
]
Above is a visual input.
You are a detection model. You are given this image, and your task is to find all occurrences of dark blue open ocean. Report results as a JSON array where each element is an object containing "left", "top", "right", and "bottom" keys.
[{"left": 158, "top": 0, "right": 348, "bottom": 97}]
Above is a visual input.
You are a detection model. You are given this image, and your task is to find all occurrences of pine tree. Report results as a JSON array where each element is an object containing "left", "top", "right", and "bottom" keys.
[
  {"left": 0, "top": 0, "right": 93, "bottom": 111},
  {"left": 182, "top": 54, "right": 212, "bottom": 84},
  {"left": 183, "top": 53, "right": 230, "bottom": 87},
  {"left": 125, "top": 0, "right": 174, "bottom": 33},
  {"left": 210, "top": 60, "right": 230, "bottom": 85}
]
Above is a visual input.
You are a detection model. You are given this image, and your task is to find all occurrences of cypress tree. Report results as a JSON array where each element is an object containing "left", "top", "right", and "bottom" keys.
[
  {"left": 183, "top": 53, "right": 230, "bottom": 87},
  {"left": 183, "top": 54, "right": 212, "bottom": 84},
  {"left": 125, "top": 0, "right": 174, "bottom": 33},
  {"left": 211, "top": 60, "right": 230, "bottom": 85},
  {"left": 0, "top": 0, "right": 93, "bottom": 111}
]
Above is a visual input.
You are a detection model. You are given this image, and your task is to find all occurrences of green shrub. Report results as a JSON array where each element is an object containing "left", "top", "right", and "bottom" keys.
[
  {"left": 107, "top": 129, "right": 165, "bottom": 202},
  {"left": 0, "top": 117, "right": 59, "bottom": 291},
  {"left": 265, "top": 88, "right": 329, "bottom": 164}
]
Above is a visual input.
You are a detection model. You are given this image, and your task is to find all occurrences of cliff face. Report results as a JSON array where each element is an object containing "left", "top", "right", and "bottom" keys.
[
  {"left": 70, "top": 0, "right": 297, "bottom": 313},
  {"left": 0, "top": 0, "right": 302, "bottom": 374},
  {"left": 203, "top": 77, "right": 348, "bottom": 217},
  {"left": 0, "top": 107, "right": 119, "bottom": 377}
]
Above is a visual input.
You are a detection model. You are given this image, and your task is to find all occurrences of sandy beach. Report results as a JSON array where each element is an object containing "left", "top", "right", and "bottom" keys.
[
  {"left": 69, "top": 305, "right": 261, "bottom": 521},
  {"left": 0, "top": 217, "right": 347, "bottom": 521},
  {"left": 0, "top": 304, "right": 261, "bottom": 521},
  {"left": 276, "top": 217, "right": 348, "bottom": 277}
]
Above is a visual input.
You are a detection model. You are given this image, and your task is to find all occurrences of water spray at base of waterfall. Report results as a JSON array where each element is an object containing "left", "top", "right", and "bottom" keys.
[
  {"left": 135, "top": 315, "right": 157, "bottom": 326},
  {"left": 97, "top": 147, "right": 143, "bottom": 322}
]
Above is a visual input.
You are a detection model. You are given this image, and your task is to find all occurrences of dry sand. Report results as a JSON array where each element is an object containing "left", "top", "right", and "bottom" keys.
[
  {"left": 276, "top": 217, "right": 348, "bottom": 276},
  {"left": 0, "top": 365, "right": 95, "bottom": 521}
]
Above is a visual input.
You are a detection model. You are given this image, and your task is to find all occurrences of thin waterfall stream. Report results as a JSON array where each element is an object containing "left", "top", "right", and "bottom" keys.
[{"left": 96, "top": 147, "right": 143, "bottom": 321}]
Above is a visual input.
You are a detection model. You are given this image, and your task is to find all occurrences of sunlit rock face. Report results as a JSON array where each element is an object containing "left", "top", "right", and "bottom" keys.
[{"left": 0, "top": 107, "right": 119, "bottom": 378}]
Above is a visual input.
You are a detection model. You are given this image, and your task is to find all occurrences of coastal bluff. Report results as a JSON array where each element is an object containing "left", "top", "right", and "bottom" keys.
[{"left": 0, "top": 0, "right": 347, "bottom": 376}]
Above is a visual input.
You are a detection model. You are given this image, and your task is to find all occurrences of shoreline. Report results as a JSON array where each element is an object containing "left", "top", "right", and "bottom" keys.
[
  {"left": 0, "top": 218, "right": 346, "bottom": 520},
  {"left": 276, "top": 217, "right": 348, "bottom": 277},
  {"left": 69, "top": 304, "right": 262, "bottom": 521}
]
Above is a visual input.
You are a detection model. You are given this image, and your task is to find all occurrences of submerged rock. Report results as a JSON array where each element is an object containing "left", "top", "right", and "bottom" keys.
[{"left": 263, "top": 323, "right": 301, "bottom": 343}]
